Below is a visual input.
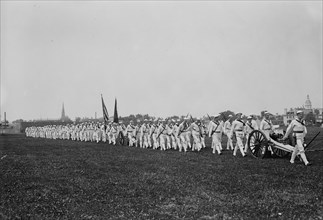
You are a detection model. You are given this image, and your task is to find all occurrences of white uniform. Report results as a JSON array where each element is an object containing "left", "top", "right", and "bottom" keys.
[
  {"left": 178, "top": 121, "right": 190, "bottom": 152},
  {"left": 126, "top": 124, "right": 136, "bottom": 147},
  {"left": 284, "top": 118, "right": 310, "bottom": 165},
  {"left": 244, "top": 119, "right": 258, "bottom": 152},
  {"left": 110, "top": 124, "right": 118, "bottom": 145},
  {"left": 165, "top": 124, "right": 173, "bottom": 149},
  {"left": 260, "top": 118, "right": 273, "bottom": 139},
  {"left": 191, "top": 122, "right": 202, "bottom": 151},
  {"left": 230, "top": 119, "right": 246, "bottom": 157},
  {"left": 140, "top": 124, "right": 148, "bottom": 148},
  {"left": 150, "top": 124, "right": 159, "bottom": 149},
  {"left": 208, "top": 120, "right": 223, "bottom": 154},
  {"left": 173, "top": 124, "right": 181, "bottom": 150},
  {"left": 224, "top": 120, "right": 233, "bottom": 150},
  {"left": 158, "top": 124, "right": 167, "bottom": 151}
]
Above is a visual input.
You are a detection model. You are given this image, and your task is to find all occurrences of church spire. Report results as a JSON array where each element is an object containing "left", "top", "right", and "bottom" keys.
[{"left": 61, "top": 103, "right": 66, "bottom": 121}]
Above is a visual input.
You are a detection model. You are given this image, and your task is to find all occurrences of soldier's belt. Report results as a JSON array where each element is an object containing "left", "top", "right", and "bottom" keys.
[
  {"left": 293, "top": 131, "right": 303, "bottom": 133},
  {"left": 235, "top": 130, "right": 243, "bottom": 132}
]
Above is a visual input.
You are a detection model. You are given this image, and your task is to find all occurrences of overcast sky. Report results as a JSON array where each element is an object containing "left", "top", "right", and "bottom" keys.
[{"left": 1, "top": 1, "right": 322, "bottom": 121}]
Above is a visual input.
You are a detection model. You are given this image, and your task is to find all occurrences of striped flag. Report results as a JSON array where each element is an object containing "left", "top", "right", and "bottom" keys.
[
  {"left": 113, "top": 98, "right": 119, "bottom": 123},
  {"left": 101, "top": 94, "right": 109, "bottom": 124}
]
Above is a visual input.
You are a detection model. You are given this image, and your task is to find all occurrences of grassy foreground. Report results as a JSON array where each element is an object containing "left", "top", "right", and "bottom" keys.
[{"left": 0, "top": 128, "right": 322, "bottom": 219}]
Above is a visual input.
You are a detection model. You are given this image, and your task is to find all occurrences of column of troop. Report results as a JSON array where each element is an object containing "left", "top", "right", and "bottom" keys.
[{"left": 25, "top": 110, "right": 311, "bottom": 165}]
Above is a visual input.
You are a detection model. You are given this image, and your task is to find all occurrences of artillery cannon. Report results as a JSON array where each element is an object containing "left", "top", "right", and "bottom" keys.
[{"left": 247, "top": 130, "right": 294, "bottom": 158}]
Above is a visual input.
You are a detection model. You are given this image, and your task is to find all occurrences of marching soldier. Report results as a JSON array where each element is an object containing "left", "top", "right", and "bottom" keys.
[
  {"left": 173, "top": 119, "right": 181, "bottom": 151},
  {"left": 150, "top": 119, "right": 159, "bottom": 149},
  {"left": 178, "top": 117, "right": 190, "bottom": 152},
  {"left": 186, "top": 118, "right": 193, "bottom": 150},
  {"left": 165, "top": 120, "right": 173, "bottom": 150},
  {"left": 140, "top": 120, "right": 148, "bottom": 148},
  {"left": 260, "top": 111, "right": 274, "bottom": 139},
  {"left": 200, "top": 118, "right": 207, "bottom": 149},
  {"left": 126, "top": 120, "right": 136, "bottom": 147},
  {"left": 282, "top": 110, "right": 311, "bottom": 166},
  {"left": 244, "top": 115, "right": 257, "bottom": 153},
  {"left": 224, "top": 115, "right": 234, "bottom": 150},
  {"left": 157, "top": 119, "right": 167, "bottom": 151},
  {"left": 191, "top": 118, "right": 202, "bottom": 151},
  {"left": 146, "top": 120, "right": 152, "bottom": 148},
  {"left": 134, "top": 122, "right": 141, "bottom": 147},
  {"left": 110, "top": 122, "right": 118, "bottom": 145},
  {"left": 169, "top": 120, "right": 177, "bottom": 150},
  {"left": 260, "top": 111, "right": 275, "bottom": 155},
  {"left": 208, "top": 114, "right": 223, "bottom": 155},
  {"left": 100, "top": 123, "right": 107, "bottom": 143},
  {"left": 230, "top": 112, "right": 246, "bottom": 157}
]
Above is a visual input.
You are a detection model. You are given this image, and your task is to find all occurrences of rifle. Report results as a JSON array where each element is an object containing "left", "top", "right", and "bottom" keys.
[
  {"left": 190, "top": 115, "right": 195, "bottom": 123},
  {"left": 198, "top": 124, "right": 203, "bottom": 138},
  {"left": 177, "top": 122, "right": 188, "bottom": 137},
  {"left": 305, "top": 131, "right": 320, "bottom": 150},
  {"left": 150, "top": 125, "right": 156, "bottom": 138},
  {"left": 156, "top": 125, "right": 166, "bottom": 139},
  {"left": 210, "top": 121, "right": 219, "bottom": 137}
]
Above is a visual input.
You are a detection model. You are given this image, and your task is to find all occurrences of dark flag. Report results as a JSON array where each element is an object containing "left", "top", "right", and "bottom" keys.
[
  {"left": 113, "top": 98, "right": 119, "bottom": 123},
  {"left": 101, "top": 94, "right": 109, "bottom": 125}
]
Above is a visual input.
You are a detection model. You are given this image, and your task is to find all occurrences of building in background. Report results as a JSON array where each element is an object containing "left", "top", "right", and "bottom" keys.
[{"left": 283, "top": 95, "right": 323, "bottom": 126}]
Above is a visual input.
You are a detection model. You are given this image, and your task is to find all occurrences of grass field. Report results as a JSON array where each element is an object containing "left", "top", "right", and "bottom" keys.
[{"left": 0, "top": 128, "right": 322, "bottom": 219}]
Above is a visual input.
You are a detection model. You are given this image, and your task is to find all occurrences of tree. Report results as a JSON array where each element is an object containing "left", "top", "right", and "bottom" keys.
[
  {"left": 75, "top": 117, "right": 81, "bottom": 123},
  {"left": 219, "top": 110, "right": 235, "bottom": 121},
  {"left": 305, "top": 112, "right": 316, "bottom": 125}
]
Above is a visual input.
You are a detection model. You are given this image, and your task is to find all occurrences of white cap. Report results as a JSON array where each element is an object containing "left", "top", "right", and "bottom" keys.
[
  {"left": 247, "top": 115, "right": 252, "bottom": 119},
  {"left": 297, "top": 110, "right": 303, "bottom": 114},
  {"left": 235, "top": 112, "right": 242, "bottom": 115},
  {"left": 228, "top": 115, "right": 233, "bottom": 118},
  {"left": 264, "top": 111, "right": 270, "bottom": 115}
]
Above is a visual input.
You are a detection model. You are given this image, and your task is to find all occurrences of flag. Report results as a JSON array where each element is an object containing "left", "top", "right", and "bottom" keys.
[
  {"left": 101, "top": 94, "right": 109, "bottom": 124},
  {"left": 113, "top": 98, "right": 119, "bottom": 123}
]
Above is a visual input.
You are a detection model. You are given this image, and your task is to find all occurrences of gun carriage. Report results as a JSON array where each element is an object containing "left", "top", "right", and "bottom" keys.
[{"left": 247, "top": 129, "right": 294, "bottom": 158}]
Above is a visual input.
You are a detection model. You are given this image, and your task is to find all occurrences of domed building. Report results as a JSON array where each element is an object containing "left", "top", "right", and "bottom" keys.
[{"left": 283, "top": 95, "right": 322, "bottom": 125}]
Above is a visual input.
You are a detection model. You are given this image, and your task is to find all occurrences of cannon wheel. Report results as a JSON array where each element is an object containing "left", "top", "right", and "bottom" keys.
[
  {"left": 247, "top": 130, "right": 269, "bottom": 158},
  {"left": 270, "top": 133, "right": 290, "bottom": 158},
  {"left": 271, "top": 147, "right": 289, "bottom": 158}
]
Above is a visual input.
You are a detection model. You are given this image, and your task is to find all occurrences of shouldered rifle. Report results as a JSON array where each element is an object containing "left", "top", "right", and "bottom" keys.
[
  {"left": 156, "top": 125, "right": 166, "bottom": 139},
  {"left": 210, "top": 121, "right": 219, "bottom": 136},
  {"left": 177, "top": 122, "right": 187, "bottom": 137}
]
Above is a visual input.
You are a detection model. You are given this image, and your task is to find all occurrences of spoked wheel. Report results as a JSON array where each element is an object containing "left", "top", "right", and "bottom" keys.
[
  {"left": 271, "top": 147, "right": 289, "bottom": 158},
  {"left": 248, "top": 130, "right": 269, "bottom": 158},
  {"left": 270, "top": 133, "right": 290, "bottom": 158}
]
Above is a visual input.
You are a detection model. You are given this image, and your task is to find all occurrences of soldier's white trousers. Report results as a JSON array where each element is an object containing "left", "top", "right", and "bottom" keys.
[
  {"left": 291, "top": 138, "right": 309, "bottom": 165},
  {"left": 233, "top": 131, "right": 245, "bottom": 157},
  {"left": 211, "top": 133, "right": 222, "bottom": 154}
]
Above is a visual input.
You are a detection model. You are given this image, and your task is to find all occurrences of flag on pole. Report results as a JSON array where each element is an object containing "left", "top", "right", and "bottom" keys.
[
  {"left": 113, "top": 98, "right": 119, "bottom": 123},
  {"left": 101, "top": 94, "right": 109, "bottom": 124}
]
